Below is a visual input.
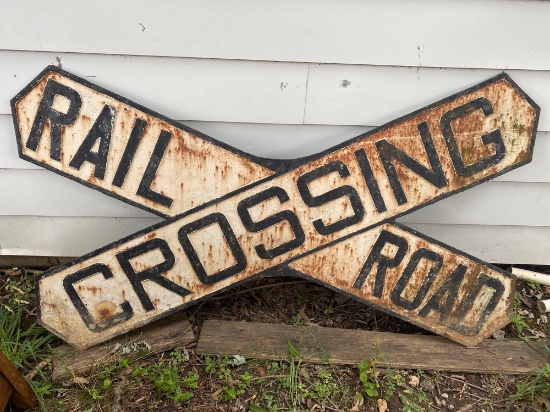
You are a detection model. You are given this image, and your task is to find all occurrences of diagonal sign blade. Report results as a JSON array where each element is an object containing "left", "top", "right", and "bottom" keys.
[{"left": 11, "top": 68, "right": 539, "bottom": 349}]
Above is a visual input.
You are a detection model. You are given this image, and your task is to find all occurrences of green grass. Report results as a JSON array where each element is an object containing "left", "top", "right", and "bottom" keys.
[
  {"left": 0, "top": 272, "right": 57, "bottom": 410},
  {"left": 509, "top": 341, "right": 550, "bottom": 407}
]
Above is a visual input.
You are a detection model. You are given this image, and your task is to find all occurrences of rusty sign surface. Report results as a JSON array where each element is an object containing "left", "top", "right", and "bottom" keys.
[{"left": 11, "top": 67, "right": 539, "bottom": 349}]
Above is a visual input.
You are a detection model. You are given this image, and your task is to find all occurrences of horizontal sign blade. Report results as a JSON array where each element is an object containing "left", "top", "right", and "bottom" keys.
[
  {"left": 289, "top": 222, "right": 515, "bottom": 346},
  {"left": 29, "top": 72, "right": 538, "bottom": 349},
  {"left": 11, "top": 66, "right": 277, "bottom": 217}
]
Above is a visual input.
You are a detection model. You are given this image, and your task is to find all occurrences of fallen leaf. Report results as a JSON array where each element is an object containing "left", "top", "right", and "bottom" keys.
[
  {"left": 409, "top": 375, "right": 420, "bottom": 387},
  {"left": 71, "top": 376, "right": 90, "bottom": 387}
]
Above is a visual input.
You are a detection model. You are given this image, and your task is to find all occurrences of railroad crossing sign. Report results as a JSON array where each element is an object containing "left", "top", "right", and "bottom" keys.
[{"left": 12, "top": 67, "right": 539, "bottom": 349}]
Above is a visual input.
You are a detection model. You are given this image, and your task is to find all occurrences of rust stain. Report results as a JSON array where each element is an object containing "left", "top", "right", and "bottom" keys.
[
  {"left": 95, "top": 301, "right": 118, "bottom": 322},
  {"left": 24, "top": 70, "right": 533, "bottom": 350}
]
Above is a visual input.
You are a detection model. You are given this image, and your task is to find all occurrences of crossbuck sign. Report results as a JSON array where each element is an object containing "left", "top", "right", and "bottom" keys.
[{"left": 12, "top": 67, "right": 539, "bottom": 349}]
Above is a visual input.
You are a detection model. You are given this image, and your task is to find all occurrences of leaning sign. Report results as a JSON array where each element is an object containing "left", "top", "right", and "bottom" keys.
[{"left": 11, "top": 67, "right": 539, "bottom": 349}]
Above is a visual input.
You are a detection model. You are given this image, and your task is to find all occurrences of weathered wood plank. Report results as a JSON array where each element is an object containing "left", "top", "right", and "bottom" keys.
[
  {"left": 197, "top": 320, "right": 548, "bottom": 375},
  {"left": 0, "top": 0, "right": 549, "bottom": 71},
  {"left": 0, "top": 350, "right": 36, "bottom": 410},
  {"left": 0, "top": 216, "right": 160, "bottom": 257},
  {"left": 51, "top": 313, "right": 194, "bottom": 381},
  {"left": 305, "top": 64, "right": 550, "bottom": 131},
  {"left": 5, "top": 52, "right": 550, "bottom": 130},
  {"left": 0, "top": 373, "right": 13, "bottom": 411},
  {"left": 0, "top": 50, "right": 308, "bottom": 123},
  {"left": 4, "top": 53, "right": 550, "bottom": 132}
]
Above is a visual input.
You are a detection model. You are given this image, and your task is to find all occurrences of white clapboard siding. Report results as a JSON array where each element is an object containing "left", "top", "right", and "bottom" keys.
[
  {"left": 1, "top": 0, "right": 549, "bottom": 71},
  {"left": 4, "top": 51, "right": 550, "bottom": 130},
  {"left": 0, "top": 169, "right": 548, "bottom": 228},
  {"left": 0, "top": 216, "right": 161, "bottom": 257},
  {"left": 0, "top": 170, "right": 153, "bottom": 218},
  {"left": 0, "top": 51, "right": 308, "bottom": 124},
  {"left": 305, "top": 64, "right": 550, "bottom": 131},
  {"left": 0, "top": 216, "right": 547, "bottom": 264},
  {"left": 4, "top": 113, "right": 550, "bottom": 183},
  {"left": 405, "top": 224, "right": 550, "bottom": 265}
]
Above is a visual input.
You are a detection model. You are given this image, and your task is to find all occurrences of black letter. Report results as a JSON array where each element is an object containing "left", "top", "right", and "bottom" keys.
[
  {"left": 450, "top": 273, "right": 505, "bottom": 336},
  {"left": 352, "top": 229, "right": 408, "bottom": 297},
  {"left": 355, "top": 148, "right": 387, "bottom": 213},
  {"left": 116, "top": 238, "right": 190, "bottom": 311},
  {"left": 136, "top": 130, "right": 174, "bottom": 208},
  {"left": 376, "top": 121, "right": 447, "bottom": 205},
  {"left": 297, "top": 161, "right": 365, "bottom": 235},
  {"left": 418, "top": 264, "right": 467, "bottom": 323},
  {"left": 440, "top": 97, "right": 506, "bottom": 177},
  {"left": 112, "top": 118, "right": 148, "bottom": 187},
  {"left": 69, "top": 105, "right": 115, "bottom": 179},
  {"left": 237, "top": 186, "right": 305, "bottom": 259},
  {"left": 390, "top": 248, "right": 443, "bottom": 310},
  {"left": 179, "top": 213, "right": 247, "bottom": 285},
  {"left": 26, "top": 79, "right": 82, "bottom": 161},
  {"left": 63, "top": 263, "right": 133, "bottom": 332}
]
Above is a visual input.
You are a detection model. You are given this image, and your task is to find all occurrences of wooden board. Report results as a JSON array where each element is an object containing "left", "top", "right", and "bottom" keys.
[
  {"left": 305, "top": 64, "right": 550, "bottom": 132},
  {"left": 0, "top": 0, "right": 549, "bottom": 70},
  {"left": 0, "top": 50, "right": 308, "bottom": 123},
  {"left": 0, "top": 350, "right": 36, "bottom": 410},
  {"left": 0, "top": 170, "right": 153, "bottom": 218},
  {"left": 197, "top": 320, "right": 548, "bottom": 375},
  {"left": 0, "top": 373, "right": 13, "bottom": 411},
  {"left": 51, "top": 313, "right": 194, "bottom": 381}
]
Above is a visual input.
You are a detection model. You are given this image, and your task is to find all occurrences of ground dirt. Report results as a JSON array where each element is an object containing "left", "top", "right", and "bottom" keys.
[{"left": 1, "top": 264, "right": 549, "bottom": 412}]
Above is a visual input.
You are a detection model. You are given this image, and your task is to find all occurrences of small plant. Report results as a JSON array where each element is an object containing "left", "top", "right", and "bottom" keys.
[
  {"left": 399, "top": 389, "right": 428, "bottom": 412},
  {"left": 384, "top": 367, "right": 407, "bottom": 399},
  {"left": 286, "top": 338, "right": 303, "bottom": 409},
  {"left": 0, "top": 272, "right": 56, "bottom": 410},
  {"left": 291, "top": 315, "right": 305, "bottom": 326},
  {"left": 151, "top": 362, "right": 192, "bottom": 401},
  {"left": 183, "top": 371, "right": 200, "bottom": 389},
  {"left": 357, "top": 359, "right": 379, "bottom": 398},
  {"left": 511, "top": 311, "right": 529, "bottom": 334},
  {"left": 308, "top": 366, "right": 339, "bottom": 401}
]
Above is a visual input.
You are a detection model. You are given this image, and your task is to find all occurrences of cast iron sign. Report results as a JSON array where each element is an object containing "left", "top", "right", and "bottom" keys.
[{"left": 11, "top": 67, "right": 539, "bottom": 349}]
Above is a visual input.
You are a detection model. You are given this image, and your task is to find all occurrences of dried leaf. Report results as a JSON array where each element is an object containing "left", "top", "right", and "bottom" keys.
[{"left": 377, "top": 398, "right": 388, "bottom": 412}]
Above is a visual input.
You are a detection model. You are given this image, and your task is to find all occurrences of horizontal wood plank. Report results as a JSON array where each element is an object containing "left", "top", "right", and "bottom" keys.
[
  {"left": 399, "top": 182, "right": 550, "bottom": 227},
  {"left": 0, "top": 170, "right": 154, "bottom": 218},
  {"left": 305, "top": 64, "right": 550, "bottom": 131},
  {"left": 1, "top": 169, "right": 549, "bottom": 227},
  {"left": 52, "top": 313, "right": 194, "bottom": 381},
  {"left": 196, "top": 320, "right": 548, "bottom": 375},
  {"left": 0, "top": 51, "right": 308, "bottom": 123},
  {"left": 0, "top": 216, "right": 160, "bottom": 257},
  {"left": 0, "top": 0, "right": 549, "bottom": 70},
  {"left": 4, "top": 52, "right": 550, "bottom": 130},
  {"left": 0, "top": 216, "right": 549, "bottom": 264}
]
